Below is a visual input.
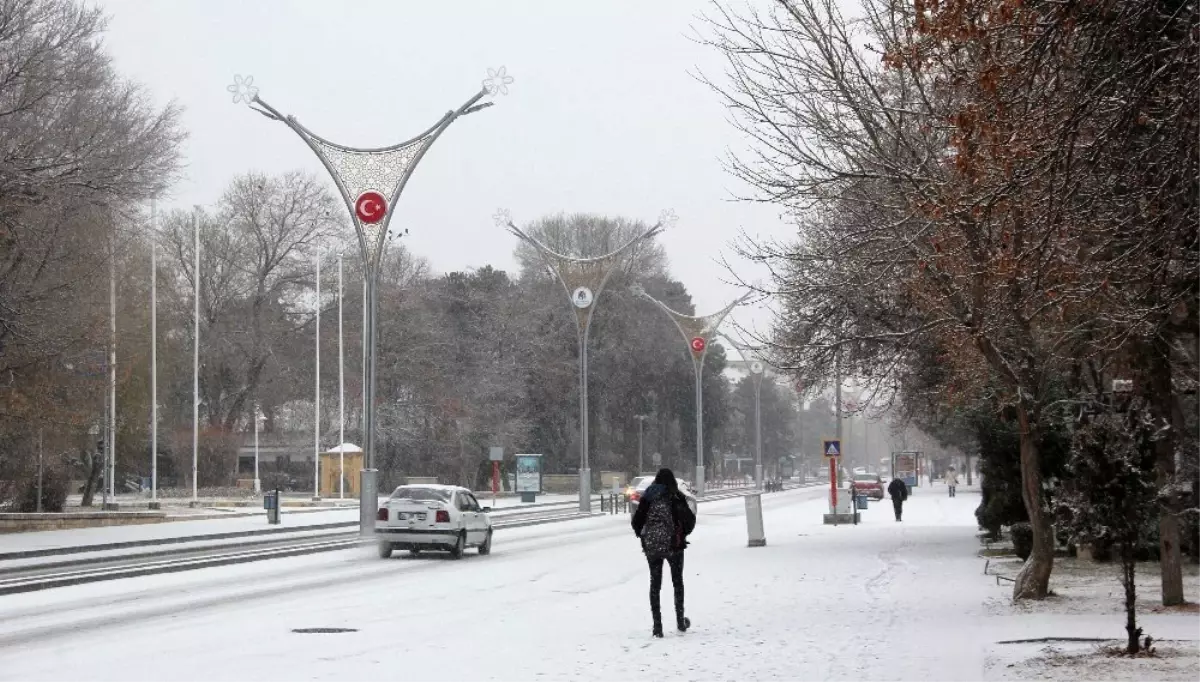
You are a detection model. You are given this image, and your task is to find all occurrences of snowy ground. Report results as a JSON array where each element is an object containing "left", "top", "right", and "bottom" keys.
[{"left": 0, "top": 484, "right": 1195, "bottom": 681}]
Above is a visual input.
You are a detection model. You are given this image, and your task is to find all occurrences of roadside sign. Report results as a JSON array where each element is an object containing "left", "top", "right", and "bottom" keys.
[
  {"left": 488, "top": 446, "right": 504, "bottom": 462},
  {"left": 822, "top": 439, "right": 841, "bottom": 459}
]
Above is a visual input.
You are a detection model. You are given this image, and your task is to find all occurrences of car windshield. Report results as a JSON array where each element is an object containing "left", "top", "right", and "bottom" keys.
[
  {"left": 389, "top": 487, "right": 451, "bottom": 502},
  {"left": 629, "top": 477, "right": 651, "bottom": 488},
  {"left": 854, "top": 475, "right": 877, "bottom": 482}
]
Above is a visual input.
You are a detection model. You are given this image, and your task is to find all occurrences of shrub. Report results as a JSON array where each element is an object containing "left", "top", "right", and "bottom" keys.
[
  {"left": 1011, "top": 522, "right": 1034, "bottom": 561},
  {"left": 12, "top": 467, "right": 69, "bottom": 512}
]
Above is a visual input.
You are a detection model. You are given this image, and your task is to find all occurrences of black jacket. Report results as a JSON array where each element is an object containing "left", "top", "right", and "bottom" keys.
[
  {"left": 887, "top": 478, "right": 909, "bottom": 501},
  {"left": 631, "top": 484, "right": 697, "bottom": 551}
]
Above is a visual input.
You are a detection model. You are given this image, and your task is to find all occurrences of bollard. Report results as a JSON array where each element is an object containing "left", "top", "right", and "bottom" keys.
[{"left": 744, "top": 492, "right": 766, "bottom": 547}]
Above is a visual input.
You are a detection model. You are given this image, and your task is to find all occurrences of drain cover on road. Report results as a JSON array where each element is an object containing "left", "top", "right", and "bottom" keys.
[{"left": 292, "top": 628, "right": 358, "bottom": 634}]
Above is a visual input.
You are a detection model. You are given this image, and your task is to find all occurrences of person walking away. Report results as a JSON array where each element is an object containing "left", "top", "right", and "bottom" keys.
[
  {"left": 887, "top": 477, "right": 909, "bottom": 522},
  {"left": 945, "top": 467, "right": 959, "bottom": 498},
  {"left": 632, "top": 468, "right": 697, "bottom": 638}
]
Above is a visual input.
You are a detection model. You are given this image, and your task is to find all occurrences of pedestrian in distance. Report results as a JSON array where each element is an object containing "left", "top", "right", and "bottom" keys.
[
  {"left": 887, "top": 477, "right": 909, "bottom": 521},
  {"left": 945, "top": 466, "right": 959, "bottom": 498},
  {"left": 631, "top": 468, "right": 697, "bottom": 638}
]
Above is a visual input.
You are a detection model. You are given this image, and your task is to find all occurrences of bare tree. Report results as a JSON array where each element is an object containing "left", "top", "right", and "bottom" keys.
[{"left": 0, "top": 0, "right": 182, "bottom": 498}]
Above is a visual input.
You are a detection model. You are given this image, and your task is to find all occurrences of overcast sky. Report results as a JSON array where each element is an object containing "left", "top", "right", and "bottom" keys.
[{"left": 97, "top": 0, "right": 788, "bottom": 348}]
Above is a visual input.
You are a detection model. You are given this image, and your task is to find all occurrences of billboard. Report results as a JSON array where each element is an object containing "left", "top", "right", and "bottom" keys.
[
  {"left": 893, "top": 451, "right": 919, "bottom": 488},
  {"left": 514, "top": 454, "right": 543, "bottom": 493}
]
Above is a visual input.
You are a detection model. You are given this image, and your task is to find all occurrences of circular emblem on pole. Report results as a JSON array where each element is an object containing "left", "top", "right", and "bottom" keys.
[
  {"left": 750, "top": 361, "right": 764, "bottom": 375},
  {"left": 572, "top": 286, "right": 594, "bottom": 309},
  {"left": 355, "top": 191, "right": 387, "bottom": 224},
  {"left": 690, "top": 337, "right": 707, "bottom": 353}
]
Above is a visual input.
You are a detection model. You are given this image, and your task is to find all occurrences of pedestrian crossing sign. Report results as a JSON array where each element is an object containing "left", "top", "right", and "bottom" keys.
[{"left": 822, "top": 439, "right": 841, "bottom": 459}]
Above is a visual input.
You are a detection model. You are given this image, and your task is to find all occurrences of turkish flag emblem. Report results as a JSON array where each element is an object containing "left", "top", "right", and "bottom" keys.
[
  {"left": 690, "top": 337, "right": 706, "bottom": 353},
  {"left": 355, "top": 191, "right": 387, "bottom": 224}
]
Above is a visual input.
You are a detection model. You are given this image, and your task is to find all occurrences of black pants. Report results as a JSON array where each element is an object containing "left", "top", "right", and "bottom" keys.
[
  {"left": 948, "top": 485, "right": 957, "bottom": 497},
  {"left": 648, "top": 551, "right": 685, "bottom": 625},
  {"left": 892, "top": 498, "right": 904, "bottom": 521}
]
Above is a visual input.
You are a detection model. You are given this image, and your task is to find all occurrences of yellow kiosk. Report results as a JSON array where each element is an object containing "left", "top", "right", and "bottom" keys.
[{"left": 319, "top": 443, "right": 364, "bottom": 498}]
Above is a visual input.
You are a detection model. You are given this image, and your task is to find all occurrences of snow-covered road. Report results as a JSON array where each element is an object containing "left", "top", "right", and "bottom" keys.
[{"left": 0, "top": 486, "right": 1191, "bottom": 681}]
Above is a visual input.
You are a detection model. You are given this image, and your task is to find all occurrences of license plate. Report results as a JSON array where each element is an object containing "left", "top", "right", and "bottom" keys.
[{"left": 398, "top": 512, "right": 426, "bottom": 521}]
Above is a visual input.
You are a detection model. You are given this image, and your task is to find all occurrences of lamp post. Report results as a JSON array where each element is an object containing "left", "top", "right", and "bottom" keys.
[
  {"left": 720, "top": 333, "right": 767, "bottom": 490},
  {"left": 634, "top": 415, "right": 649, "bottom": 475},
  {"left": 632, "top": 286, "right": 751, "bottom": 494},
  {"left": 497, "top": 212, "right": 670, "bottom": 512},
  {"left": 253, "top": 402, "right": 262, "bottom": 493},
  {"left": 231, "top": 68, "right": 509, "bottom": 536}
]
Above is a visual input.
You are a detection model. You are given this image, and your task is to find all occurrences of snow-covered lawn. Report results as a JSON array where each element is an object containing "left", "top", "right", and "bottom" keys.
[
  {"left": 986, "top": 639, "right": 1200, "bottom": 681},
  {"left": 982, "top": 556, "right": 1200, "bottom": 680}
]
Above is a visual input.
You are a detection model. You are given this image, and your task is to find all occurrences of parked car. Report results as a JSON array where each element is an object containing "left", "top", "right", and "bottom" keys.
[
  {"left": 848, "top": 473, "right": 885, "bottom": 500},
  {"left": 629, "top": 477, "right": 698, "bottom": 517},
  {"left": 375, "top": 485, "right": 492, "bottom": 559},
  {"left": 624, "top": 476, "right": 654, "bottom": 501}
]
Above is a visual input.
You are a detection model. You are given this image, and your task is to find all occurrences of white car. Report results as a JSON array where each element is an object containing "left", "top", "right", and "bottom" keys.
[
  {"left": 375, "top": 485, "right": 492, "bottom": 559},
  {"left": 628, "top": 478, "right": 698, "bottom": 517}
]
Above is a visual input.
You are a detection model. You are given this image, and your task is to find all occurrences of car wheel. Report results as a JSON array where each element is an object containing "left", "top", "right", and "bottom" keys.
[
  {"left": 409, "top": 548, "right": 422, "bottom": 557},
  {"left": 377, "top": 542, "right": 393, "bottom": 559},
  {"left": 478, "top": 529, "right": 493, "bottom": 555},
  {"left": 450, "top": 531, "right": 466, "bottom": 560}
]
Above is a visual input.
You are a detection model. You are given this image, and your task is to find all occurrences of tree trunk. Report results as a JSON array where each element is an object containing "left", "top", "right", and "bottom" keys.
[
  {"left": 1191, "top": 477, "right": 1200, "bottom": 565},
  {"left": 1147, "top": 342, "right": 1184, "bottom": 605},
  {"left": 1122, "top": 540, "right": 1142, "bottom": 655},
  {"left": 1013, "top": 405, "right": 1055, "bottom": 600},
  {"left": 80, "top": 451, "right": 102, "bottom": 507}
]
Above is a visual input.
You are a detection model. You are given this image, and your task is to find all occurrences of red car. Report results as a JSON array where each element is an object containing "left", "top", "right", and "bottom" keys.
[{"left": 849, "top": 474, "right": 885, "bottom": 500}]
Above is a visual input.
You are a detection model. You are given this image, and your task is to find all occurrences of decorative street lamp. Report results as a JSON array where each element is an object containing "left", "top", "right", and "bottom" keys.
[
  {"left": 720, "top": 333, "right": 768, "bottom": 490},
  {"left": 496, "top": 211, "right": 671, "bottom": 512},
  {"left": 231, "top": 68, "right": 511, "bottom": 536},
  {"left": 631, "top": 286, "right": 751, "bottom": 494}
]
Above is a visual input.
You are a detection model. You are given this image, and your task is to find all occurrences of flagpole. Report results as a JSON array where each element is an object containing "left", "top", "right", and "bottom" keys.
[
  {"left": 150, "top": 197, "right": 158, "bottom": 506},
  {"left": 314, "top": 247, "right": 321, "bottom": 501},
  {"left": 192, "top": 210, "right": 199, "bottom": 503},
  {"left": 338, "top": 253, "right": 345, "bottom": 500}
]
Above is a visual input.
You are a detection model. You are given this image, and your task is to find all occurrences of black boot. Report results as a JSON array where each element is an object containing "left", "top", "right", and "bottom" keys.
[
  {"left": 652, "top": 615, "right": 664, "bottom": 638},
  {"left": 677, "top": 615, "right": 691, "bottom": 632}
]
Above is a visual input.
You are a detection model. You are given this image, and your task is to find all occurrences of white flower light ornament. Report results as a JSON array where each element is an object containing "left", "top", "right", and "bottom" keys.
[
  {"left": 227, "top": 75, "right": 259, "bottom": 105},
  {"left": 483, "top": 66, "right": 514, "bottom": 97},
  {"left": 492, "top": 208, "right": 513, "bottom": 228}
]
